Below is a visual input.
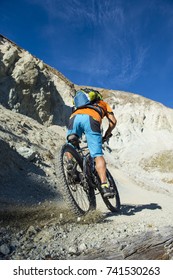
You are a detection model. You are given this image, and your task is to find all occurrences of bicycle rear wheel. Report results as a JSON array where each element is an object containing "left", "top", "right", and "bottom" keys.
[
  {"left": 100, "top": 169, "right": 121, "bottom": 212},
  {"left": 55, "top": 144, "right": 96, "bottom": 216}
]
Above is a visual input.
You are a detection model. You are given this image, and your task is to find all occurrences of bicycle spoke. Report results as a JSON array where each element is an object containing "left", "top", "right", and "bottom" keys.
[{"left": 68, "top": 184, "right": 90, "bottom": 212}]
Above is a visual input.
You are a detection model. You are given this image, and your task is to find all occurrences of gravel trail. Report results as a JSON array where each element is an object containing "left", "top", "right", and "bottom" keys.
[{"left": 1, "top": 164, "right": 173, "bottom": 260}]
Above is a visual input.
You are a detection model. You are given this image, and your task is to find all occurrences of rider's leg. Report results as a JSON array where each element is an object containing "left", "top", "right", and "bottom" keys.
[
  {"left": 95, "top": 155, "right": 114, "bottom": 197},
  {"left": 84, "top": 118, "right": 114, "bottom": 197},
  {"left": 94, "top": 156, "right": 107, "bottom": 183}
]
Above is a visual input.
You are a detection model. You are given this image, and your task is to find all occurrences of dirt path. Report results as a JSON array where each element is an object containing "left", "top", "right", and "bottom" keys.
[
  {"left": 96, "top": 166, "right": 173, "bottom": 229},
  {"left": 1, "top": 163, "right": 173, "bottom": 260}
]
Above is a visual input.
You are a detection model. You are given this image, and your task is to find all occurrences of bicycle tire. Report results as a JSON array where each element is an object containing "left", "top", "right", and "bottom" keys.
[
  {"left": 100, "top": 169, "right": 121, "bottom": 212},
  {"left": 55, "top": 143, "right": 96, "bottom": 216}
]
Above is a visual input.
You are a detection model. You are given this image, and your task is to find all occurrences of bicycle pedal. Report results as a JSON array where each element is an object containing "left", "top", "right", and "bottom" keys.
[
  {"left": 107, "top": 193, "right": 115, "bottom": 198},
  {"left": 103, "top": 193, "right": 114, "bottom": 199}
]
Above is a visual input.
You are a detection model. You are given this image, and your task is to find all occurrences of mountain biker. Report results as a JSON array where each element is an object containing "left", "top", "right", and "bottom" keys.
[{"left": 67, "top": 88, "right": 117, "bottom": 198}]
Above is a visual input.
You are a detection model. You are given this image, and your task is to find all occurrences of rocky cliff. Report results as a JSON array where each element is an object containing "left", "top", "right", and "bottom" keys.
[
  {"left": 0, "top": 34, "right": 173, "bottom": 260},
  {"left": 0, "top": 34, "right": 74, "bottom": 126}
]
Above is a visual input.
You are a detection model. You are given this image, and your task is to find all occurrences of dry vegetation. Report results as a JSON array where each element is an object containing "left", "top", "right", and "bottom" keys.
[
  {"left": 140, "top": 150, "right": 173, "bottom": 173},
  {"left": 162, "top": 178, "right": 173, "bottom": 184}
]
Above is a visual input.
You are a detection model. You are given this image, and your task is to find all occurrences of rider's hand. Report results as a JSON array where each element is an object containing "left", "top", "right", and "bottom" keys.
[{"left": 102, "top": 133, "right": 113, "bottom": 143}]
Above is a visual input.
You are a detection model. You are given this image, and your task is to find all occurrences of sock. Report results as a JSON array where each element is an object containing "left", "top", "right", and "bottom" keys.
[{"left": 101, "top": 182, "right": 108, "bottom": 188}]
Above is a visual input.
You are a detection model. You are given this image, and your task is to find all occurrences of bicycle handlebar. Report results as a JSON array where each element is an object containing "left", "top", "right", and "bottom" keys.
[{"left": 102, "top": 133, "right": 113, "bottom": 143}]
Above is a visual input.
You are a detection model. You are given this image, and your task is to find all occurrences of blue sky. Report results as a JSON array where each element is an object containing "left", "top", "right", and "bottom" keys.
[{"left": 1, "top": 0, "right": 173, "bottom": 108}]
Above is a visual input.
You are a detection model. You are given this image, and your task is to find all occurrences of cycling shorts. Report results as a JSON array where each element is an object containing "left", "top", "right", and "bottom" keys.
[{"left": 67, "top": 114, "right": 103, "bottom": 158}]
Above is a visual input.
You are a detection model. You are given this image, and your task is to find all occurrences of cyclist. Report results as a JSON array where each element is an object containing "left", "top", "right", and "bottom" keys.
[{"left": 67, "top": 89, "right": 117, "bottom": 198}]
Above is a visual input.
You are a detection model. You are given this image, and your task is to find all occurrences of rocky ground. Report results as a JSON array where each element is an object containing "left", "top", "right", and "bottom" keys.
[{"left": 0, "top": 199, "right": 173, "bottom": 260}]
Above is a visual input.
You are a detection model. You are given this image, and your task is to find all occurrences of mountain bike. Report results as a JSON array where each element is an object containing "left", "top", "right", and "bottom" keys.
[{"left": 55, "top": 134, "right": 120, "bottom": 216}]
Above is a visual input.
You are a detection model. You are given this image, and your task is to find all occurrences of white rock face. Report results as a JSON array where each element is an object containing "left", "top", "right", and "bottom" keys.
[
  {"left": 101, "top": 90, "right": 173, "bottom": 194},
  {"left": 0, "top": 35, "right": 74, "bottom": 126},
  {"left": 107, "top": 91, "right": 173, "bottom": 157}
]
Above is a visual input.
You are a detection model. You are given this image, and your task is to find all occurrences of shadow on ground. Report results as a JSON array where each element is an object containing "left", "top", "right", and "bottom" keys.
[
  {"left": 103, "top": 203, "right": 162, "bottom": 219},
  {"left": 120, "top": 203, "right": 162, "bottom": 216}
]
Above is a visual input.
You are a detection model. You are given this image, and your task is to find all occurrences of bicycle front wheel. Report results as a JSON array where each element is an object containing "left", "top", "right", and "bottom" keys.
[
  {"left": 100, "top": 169, "right": 121, "bottom": 212},
  {"left": 55, "top": 144, "right": 96, "bottom": 216}
]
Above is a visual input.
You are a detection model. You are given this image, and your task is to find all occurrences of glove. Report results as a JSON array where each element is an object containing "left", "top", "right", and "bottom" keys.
[{"left": 102, "top": 133, "right": 112, "bottom": 143}]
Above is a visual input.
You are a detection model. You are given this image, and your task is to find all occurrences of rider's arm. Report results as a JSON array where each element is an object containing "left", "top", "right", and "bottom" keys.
[{"left": 104, "top": 112, "right": 117, "bottom": 139}]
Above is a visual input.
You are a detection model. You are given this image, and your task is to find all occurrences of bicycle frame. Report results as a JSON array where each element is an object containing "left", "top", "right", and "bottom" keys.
[
  {"left": 67, "top": 134, "right": 113, "bottom": 192},
  {"left": 73, "top": 143, "right": 100, "bottom": 192},
  {"left": 75, "top": 144, "right": 92, "bottom": 179}
]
